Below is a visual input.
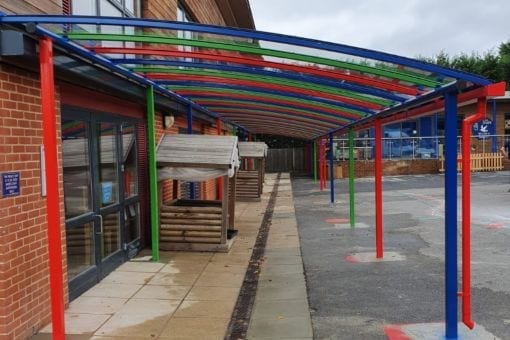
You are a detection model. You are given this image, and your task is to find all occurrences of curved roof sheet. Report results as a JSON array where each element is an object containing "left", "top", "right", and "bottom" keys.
[{"left": 0, "top": 15, "right": 497, "bottom": 139}]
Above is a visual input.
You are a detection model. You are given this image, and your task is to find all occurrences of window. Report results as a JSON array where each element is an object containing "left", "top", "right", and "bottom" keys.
[{"left": 71, "top": 0, "right": 139, "bottom": 17}]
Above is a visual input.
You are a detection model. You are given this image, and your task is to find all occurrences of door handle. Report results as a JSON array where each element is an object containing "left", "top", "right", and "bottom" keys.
[{"left": 94, "top": 214, "right": 103, "bottom": 234}]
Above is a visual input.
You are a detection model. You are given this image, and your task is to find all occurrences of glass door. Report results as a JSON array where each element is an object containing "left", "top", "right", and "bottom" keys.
[{"left": 62, "top": 109, "right": 141, "bottom": 300}]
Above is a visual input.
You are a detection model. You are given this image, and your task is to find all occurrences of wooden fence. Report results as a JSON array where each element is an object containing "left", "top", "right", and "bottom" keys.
[
  {"left": 440, "top": 152, "right": 504, "bottom": 172},
  {"left": 265, "top": 148, "right": 306, "bottom": 173}
]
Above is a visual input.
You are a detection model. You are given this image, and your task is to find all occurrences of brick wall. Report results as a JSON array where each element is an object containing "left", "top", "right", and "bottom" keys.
[
  {"left": 0, "top": 0, "right": 62, "bottom": 15},
  {"left": 0, "top": 64, "right": 66, "bottom": 340},
  {"left": 336, "top": 159, "right": 440, "bottom": 178},
  {"left": 143, "top": 0, "right": 226, "bottom": 25}
]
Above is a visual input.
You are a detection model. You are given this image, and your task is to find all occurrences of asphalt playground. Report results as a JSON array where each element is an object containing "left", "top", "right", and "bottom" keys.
[{"left": 291, "top": 171, "right": 510, "bottom": 339}]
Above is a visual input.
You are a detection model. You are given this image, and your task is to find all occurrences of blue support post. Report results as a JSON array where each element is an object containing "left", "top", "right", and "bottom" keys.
[
  {"left": 329, "top": 133, "right": 335, "bottom": 204},
  {"left": 434, "top": 113, "right": 439, "bottom": 158},
  {"left": 187, "top": 104, "right": 195, "bottom": 199},
  {"left": 492, "top": 100, "right": 497, "bottom": 152},
  {"left": 444, "top": 91, "right": 458, "bottom": 339}
]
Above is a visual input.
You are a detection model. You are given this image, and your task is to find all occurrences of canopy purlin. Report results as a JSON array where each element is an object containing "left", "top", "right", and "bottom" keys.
[{"left": 0, "top": 15, "right": 494, "bottom": 139}]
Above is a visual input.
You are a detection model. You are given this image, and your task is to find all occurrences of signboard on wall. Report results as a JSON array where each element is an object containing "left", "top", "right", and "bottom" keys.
[
  {"left": 1, "top": 172, "right": 20, "bottom": 197},
  {"left": 472, "top": 119, "right": 494, "bottom": 140}
]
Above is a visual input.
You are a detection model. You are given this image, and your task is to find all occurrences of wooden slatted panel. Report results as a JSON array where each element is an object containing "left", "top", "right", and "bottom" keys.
[
  {"left": 157, "top": 134, "right": 238, "bottom": 169},
  {"left": 159, "top": 200, "right": 223, "bottom": 248},
  {"left": 439, "top": 152, "right": 505, "bottom": 172},
  {"left": 236, "top": 170, "right": 261, "bottom": 200},
  {"left": 238, "top": 142, "right": 268, "bottom": 158}
]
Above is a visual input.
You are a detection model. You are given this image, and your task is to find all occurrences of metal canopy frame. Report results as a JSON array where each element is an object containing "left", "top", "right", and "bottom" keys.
[
  {"left": 1, "top": 14, "right": 505, "bottom": 340},
  {"left": 0, "top": 14, "right": 493, "bottom": 140}
]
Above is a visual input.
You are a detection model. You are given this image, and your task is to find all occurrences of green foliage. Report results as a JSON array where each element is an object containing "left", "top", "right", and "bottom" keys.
[{"left": 422, "top": 41, "right": 510, "bottom": 85}]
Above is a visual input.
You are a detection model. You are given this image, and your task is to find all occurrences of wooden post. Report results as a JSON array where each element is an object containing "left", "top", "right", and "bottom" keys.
[
  {"left": 228, "top": 172, "right": 237, "bottom": 230},
  {"left": 221, "top": 174, "right": 229, "bottom": 244}
]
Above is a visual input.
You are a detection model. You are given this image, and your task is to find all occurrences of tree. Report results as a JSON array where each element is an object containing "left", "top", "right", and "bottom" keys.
[{"left": 498, "top": 41, "right": 510, "bottom": 85}]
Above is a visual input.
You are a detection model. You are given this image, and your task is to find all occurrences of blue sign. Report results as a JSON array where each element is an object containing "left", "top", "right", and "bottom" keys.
[
  {"left": 472, "top": 119, "right": 494, "bottom": 140},
  {"left": 101, "top": 182, "right": 113, "bottom": 204},
  {"left": 2, "top": 172, "right": 20, "bottom": 197}
]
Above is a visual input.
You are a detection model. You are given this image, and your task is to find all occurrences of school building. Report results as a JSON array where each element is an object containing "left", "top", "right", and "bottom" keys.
[{"left": 0, "top": 1, "right": 254, "bottom": 338}]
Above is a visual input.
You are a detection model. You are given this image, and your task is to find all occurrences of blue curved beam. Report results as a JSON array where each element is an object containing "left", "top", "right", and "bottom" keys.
[
  {"left": 161, "top": 82, "right": 375, "bottom": 116},
  {"left": 112, "top": 58, "right": 407, "bottom": 102},
  {"left": 190, "top": 96, "right": 353, "bottom": 123},
  {"left": 0, "top": 15, "right": 492, "bottom": 85}
]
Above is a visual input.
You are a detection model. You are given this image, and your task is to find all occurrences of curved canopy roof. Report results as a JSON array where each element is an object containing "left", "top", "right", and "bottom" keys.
[{"left": 0, "top": 15, "right": 497, "bottom": 139}]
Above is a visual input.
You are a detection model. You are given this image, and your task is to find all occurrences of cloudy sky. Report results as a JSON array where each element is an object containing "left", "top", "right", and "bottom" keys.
[{"left": 250, "top": 0, "right": 509, "bottom": 59}]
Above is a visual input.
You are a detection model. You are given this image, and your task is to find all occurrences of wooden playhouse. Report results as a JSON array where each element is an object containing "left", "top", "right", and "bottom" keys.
[
  {"left": 236, "top": 142, "right": 268, "bottom": 201},
  {"left": 156, "top": 134, "right": 240, "bottom": 252}
]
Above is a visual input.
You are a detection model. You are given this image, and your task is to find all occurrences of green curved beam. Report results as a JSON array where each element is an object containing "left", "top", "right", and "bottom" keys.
[
  {"left": 211, "top": 106, "right": 341, "bottom": 127},
  {"left": 65, "top": 32, "right": 443, "bottom": 87},
  {"left": 194, "top": 99, "right": 351, "bottom": 124},
  {"left": 131, "top": 67, "right": 393, "bottom": 107},
  {"left": 166, "top": 85, "right": 369, "bottom": 117}
]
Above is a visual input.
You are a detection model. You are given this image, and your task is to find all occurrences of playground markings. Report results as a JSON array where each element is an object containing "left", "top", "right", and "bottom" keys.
[
  {"left": 324, "top": 218, "right": 349, "bottom": 224},
  {"left": 384, "top": 322, "right": 499, "bottom": 340},
  {"left": 334, "top": 222, "right": 369, "bottom": 229},
  {"left": 345, "top": 251, "right": 406, "bottom": 263}
]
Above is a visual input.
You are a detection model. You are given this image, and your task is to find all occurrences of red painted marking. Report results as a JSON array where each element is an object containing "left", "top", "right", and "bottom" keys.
[
  {"left": 487, "top": 223, "right": 503, "bottom": 229},
  {"left": 384, "top": 325, "right": 412, "bottom": 340},
  {"left": 93, "top": 47, "right": 421, "bottom": 95},
  {"left": 345, "top": 255, "right": 360, "bottom": 263},
  {"left": 325, "top": 218, "right": 349, "bottom": 224}
]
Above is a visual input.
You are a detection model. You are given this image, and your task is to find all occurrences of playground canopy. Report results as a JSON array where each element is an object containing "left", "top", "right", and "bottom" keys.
[
  {"left": 0, "top": 14, "right": 500, "bottom": 140},
  {"left": 1, "top": 14, "right": 506, "bottom": 340}
]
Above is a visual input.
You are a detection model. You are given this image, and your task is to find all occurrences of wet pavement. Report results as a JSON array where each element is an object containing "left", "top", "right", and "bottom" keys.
[
  {"left": 292, "top": 171, "right": 510, "bottom": 339},
  {"left": 34, "top": 178, "right": 274, "bottom": 340},
  {"left": 33, "top": 171, "right": 510, "bottom": 339}
]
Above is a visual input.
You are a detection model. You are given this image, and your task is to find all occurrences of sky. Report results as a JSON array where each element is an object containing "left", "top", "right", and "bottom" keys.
[{"left": 250, "top": 0, "right": 509, "bottom": 59}]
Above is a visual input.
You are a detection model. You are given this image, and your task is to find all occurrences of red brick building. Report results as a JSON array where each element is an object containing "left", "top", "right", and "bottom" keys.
[{"left": 0, "top": 1, "right": 254, "bottom": 338}]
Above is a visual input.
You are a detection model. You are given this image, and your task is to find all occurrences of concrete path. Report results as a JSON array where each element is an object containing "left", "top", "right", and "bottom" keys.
[
  {"left": 34, "top": 173, "right": 313, "bottom": 340},
  {"left": 246, "top": 174, "right": 313, "bottom": 340},
  {"left": 34, "top": 177, "right": 274, "bottom": 339}
]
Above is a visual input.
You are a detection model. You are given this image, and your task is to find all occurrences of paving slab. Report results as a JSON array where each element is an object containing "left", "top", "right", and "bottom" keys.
[
  {"left": 247, "top": 175, "right": 313, "bottom": 339},
  {"left": 35, "top": 175, "right": 275, "bottom": 339}
]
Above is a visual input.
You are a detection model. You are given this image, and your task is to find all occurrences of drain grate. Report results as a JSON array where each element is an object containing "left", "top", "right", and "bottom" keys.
[{"left": 225, "top": 173, "right": 281, "bottom": 340}]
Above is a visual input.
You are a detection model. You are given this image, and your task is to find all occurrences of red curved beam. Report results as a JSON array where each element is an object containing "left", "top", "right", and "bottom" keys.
[
  {"left": 233, "top": 126, "right": 319, "bottom": 138},
  {"left": 151, "top": 74, "right": 383, "bottom": 110},
  {"left": 180, "top": 90, "right": 363, "bottom": 120},
  {"left": 221, "top": 115, "right": 328, "bottom": 133},
  {"left": 197, "top": 101, "right": 346, "bottom": 125},
  {"left": 92, "top": 47, "right": 421, "bottom": 95}
]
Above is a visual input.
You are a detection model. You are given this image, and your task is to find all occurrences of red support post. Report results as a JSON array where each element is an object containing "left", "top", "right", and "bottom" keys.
[
  {"left": 374, "top": 119, "right": 383, "bottom": 258},
  {"left": 40, "top": 37, "right": 66, "bottom": 339},
  {"left": 460, "top": 97, "right": 487, "bottom": 330},
  {"left": 320, "top": 139, "right": 326, "bottom": 191},
  {"left": 216, "top": 117, "right": 223, "bottom": 200}
]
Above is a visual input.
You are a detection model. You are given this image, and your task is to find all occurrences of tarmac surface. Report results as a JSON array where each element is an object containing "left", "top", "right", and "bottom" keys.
[{"left": 291, "top": 171, "right": 510, "bottom": 339}]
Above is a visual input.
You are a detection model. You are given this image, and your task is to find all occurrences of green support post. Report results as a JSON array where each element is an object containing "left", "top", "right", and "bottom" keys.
[
  {"left": 348, "top": 128, "right": 356, "bottom": 227},
  {"left": 313, "top": 140, "right": 317, "bottom": 183},
  {"left": 147, "top": 86, "right": 159, "bottom": 261}
]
